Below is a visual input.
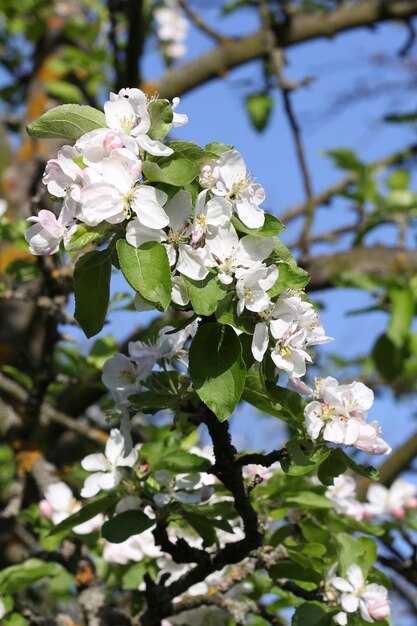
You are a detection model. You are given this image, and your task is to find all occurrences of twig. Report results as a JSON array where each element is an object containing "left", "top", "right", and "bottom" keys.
[
  {"left": 259, "top": 0, "right": 314, "bottom": 258},
  {"left": 177, "top": 0, "right": 230, "bottom": 43}
]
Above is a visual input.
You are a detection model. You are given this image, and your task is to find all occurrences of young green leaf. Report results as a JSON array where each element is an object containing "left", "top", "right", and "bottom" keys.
[
  {"left": 142, "top": 157, "right": 199, "bottom": 186},
  {"left": 65, "top": 223, "right": 110, "bottom": 250},
  {"left": 183, "top": 273, "right": 228, "bottom": 316},
  {"left": 189, "top": 323, "right": 246, "bottom": 421},
  {"left": 245, "top": 93, "right": 274, "bottom": 132},
  {"left": 231, "top": 213, "right": 285, "bottom": 237},
  {"left": 27, "top": 104, "right": 106, "bottom": 139},
  {"left": 74, "top": 248, "right": 112, "bottom": 338},
  {"left": 204, "top": 142, "right": 233, "bottom": 156},
  {"left": 147, "top": 100, "right": 173, "bottom": 140},
  {"left": 116, "top": 240, "right": 172, "bottom": 311},
  {"left": 269, "top": 263, "right": 310, "bottom": 298},
  {"left": 0, "top": 559, "right": 65, "bottom": 594}
]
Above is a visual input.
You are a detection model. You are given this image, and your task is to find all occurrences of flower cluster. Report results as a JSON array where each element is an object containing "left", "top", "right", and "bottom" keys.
[
  {"left": 326, "top": 473, "right": 417, "bottom": 521},
  {"left": 304, "top": 377, "right": 390, "bottom": 455},
  {"left": 252, "top": 289, "right": 333, "bottom": 379},
  {"left": 328, "top": 565, "right": 390, "bottom": 624},
  {"left": 154, "top": 0, "right": 189, "bottom": 60}
]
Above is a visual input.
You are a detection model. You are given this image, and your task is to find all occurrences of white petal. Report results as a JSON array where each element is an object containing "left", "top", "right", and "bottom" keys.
[
  {"left": 131, "top": 186, "right": 169, "bottom": 229},
  {"left": 126, "top": 219, "right": 166, "bottom": 247},
  {"left": 236, "top": 199, "right": 265, "bottom": 229},
  {"left": 237, "top": 236, "right": 273, "bottom": 266},
  {"left": 105, "top": 429, "right": 126, "bottom": 465},
  {"left": 136, "top": 134, "right": 173, "bottom": 156},
  {"left": 252, "top": 322, "right": 269, "bottom": 362},
  {"left": 341, "top": 594, "right": 359, "bottom": 614},
  {"left": 81, "top": 453, "right": 108, "bottom": 472},
  {"left": 177, "top": 245, "right": 209, "bottom": 280},
  {"left": 80, "top": 473, "right": 103, "bottom": 498},
  {"left": 172, "top": 275, "right": 190, "bottom": 305}
]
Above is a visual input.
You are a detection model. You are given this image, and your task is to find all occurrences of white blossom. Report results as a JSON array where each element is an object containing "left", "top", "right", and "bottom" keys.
[
  {"left": 80, "top": 428, "right": 138, "bottom": 498},
  {"left": 235, "top": 262, "right": 277, "bottom": 315},
  {"left": 364, "top": 478, "right": 417, "bottom": 519},
  {"left": 330, "top": 565, "right": 390, "bottom": 623},
  {"left": 40, "top": 482, "right": 103, "bottom": 534}
]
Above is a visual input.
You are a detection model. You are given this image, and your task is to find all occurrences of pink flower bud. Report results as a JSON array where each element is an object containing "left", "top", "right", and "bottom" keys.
[
  {"left": 405, "top": 496, "right": 417, "bottom": 509},
  {"left": 368, "top": 599, "right": 390, "bottom": 620},
  {"left": 39, "top": 499, "right": 53, "bottom": 518},
  {"left": 391, "top": 507, "right": 405, "bottom": 519},
  {"left": 103, "top": 131, "right": 123, "bottom": 152}
]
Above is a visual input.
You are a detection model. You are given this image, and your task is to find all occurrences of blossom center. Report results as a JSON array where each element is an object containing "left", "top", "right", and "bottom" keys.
[{"left": 120, "top": 115, "right": 136, "bottom": 134}]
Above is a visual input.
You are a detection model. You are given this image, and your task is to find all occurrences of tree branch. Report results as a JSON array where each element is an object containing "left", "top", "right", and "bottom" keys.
[{"left": 155, "top": 0, "right": 417, "bottom": 99}]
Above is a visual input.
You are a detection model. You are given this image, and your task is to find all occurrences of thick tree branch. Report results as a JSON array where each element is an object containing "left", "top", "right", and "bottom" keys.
[
  {"left": 155, "top": 0, "right": 417, "bottom": 99},
  {"left": 305, "top": 246, "right": 417, "bottom": 291}
]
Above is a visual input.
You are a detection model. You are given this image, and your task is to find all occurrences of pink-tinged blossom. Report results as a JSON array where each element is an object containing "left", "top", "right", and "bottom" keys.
[
  {"left": 325, "top": 475, "right": 364, "bottom": 520},
  {"left": 80, "top": 428, "right": 138, "bottom": 498},
  {"left": 330, "top": 565, "right": 390, "bottom": 623},
  {"left": 364, "top": 478, "right": 417, "bottom": 519},
  {"left": 42, "top": 145, "right": 84, "bottom": 206},
  {"left": 304, "top": 377, "right": 390, "bottom": 455},
  {"left": 25, "top": 209, "right": 68, "bottom": 255},
  {"left": 40, "top": 481, "right": 103, "bottom": 534},
  {"left": 201, "top": 150, "right": 266, "bottom": 228},
  {"left": 75, "top": 128, "right": 124, "bottom": 169},
  {"left": 191, "top": 189, "right": 232, "bottom": 243},
  {"left": 105, "top": 88, "right": 173, "bottom": 157}
]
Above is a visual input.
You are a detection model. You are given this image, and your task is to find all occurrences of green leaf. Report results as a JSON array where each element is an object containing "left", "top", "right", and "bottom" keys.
[
  {"left": 231, "top": 213, "right": 285, "bottom": 237},
  {"left": 147, "top": 100, "right": 173, "bottom": 140},
  {"left": 372, "top": 333, "right": 406, "bottom": 380},
  {"left": 285, "top": 491, "right": 332, "bottom": 510},
  {"left": 215, "top": 293, "right": 255, "bottom": 334},
  {"left": 270, "top": 561, "right": 321, "bottom": 584},
  {"left": 324, "top": 148, "right": 364, "bottom": 172},
  {"left": 74, "top": 248, "right": 112, "bottom": 338},
  {"left": 281, "top": 441, "right": 330, "bottom": 476},
  {"left": 50, "top": 491, "right": 120, "bottom": 536},
  {"left": 204, "top": 142, "right": 233, "bottom": 156},
  {"left": 167, "top": 140, "right": 217, "bottom": 163},
  {"left": 269, "top": 263, "right": 310, "bottom": 297},
  {"left": 65, "top": 222, "right": 110, "bottom": 250},
  {"left": 387, "top": 287, "right": 414, "bottom": 348},
  {"left": 142, "top": 157, "right": 199, "bottom": 186},
  {"left": 129, "top": 391, "right": 179, "bottom": 414},
  {"left": 182, "top": 273, "right": 228, "bottom": 316},
  {"left": 272, "top": 239, "right": 297, "bottom": 266},
  {"left": 242, "top": 367, "right": 304, "bottom": 425},
  {"left": 0, "top": 559, "right": 64, "bottom": 594},
  {"left": 116, "top": 240, "right": 172, "bottom": 311},
  {"left": 386, "top": 170, "right": 410, "bottom": 190},
  {"left": 2, "top": 612, "right": 25, "bottom": 626},
  {"left": 189, "top": 323, "right": 246, "bottom": 421},
  {"left": 101, "top": 510, "right": 154, "bottom": 543},
  {"left": 333, "top": 533, "right": 365, "bottom": 577},
  {"left": 292, "top": 603, "right": 334, "bottom": 626},
  {"left": 44, "top": 79, "right": 84, "bottom": 104},
  {"left": 152, "top": 449, "right": 211, "bottom": 472},
  {"left": 245, "top": 93, "right": 274, "bottom": 132},
  {"left": 27, "top": 104, "right": 106, "bottom": 139}
]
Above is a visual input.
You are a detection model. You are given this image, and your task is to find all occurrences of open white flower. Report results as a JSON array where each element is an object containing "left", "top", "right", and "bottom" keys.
[
  {"left": 191, "top": 189, "right": 232, "bottom": 243},
  {"left": 330, "top": 565, "right": 390, "bottom": 623},
  {"left": 81, "top": 428, "right": 138, "bottom": 498},
  {"left": 105, "top": 88, "right": 173, "bottom": 156},
  {"left": 155, "top": 1, "right": 189, "bottom": 60},
  {"left": 270, "top": 319, "right": 312, "bottom": 378},
  {"left": 364, "top": 478, "right": 417, "bottom": 519},
  {"left": 304, "top": 377, "right": 390, "bottom": 455},
  {"left": 325, "top": 475, "right": 364, "bottom": 520},
  {"left": 235, "top": 262, "right": 277, "bottom": 315},
  {"left": 204, "top": 150, "right": 266, "bottom": 228},
  {"left": 43, "top": 145, "right": 84, "bottom": 208},
  {"left": 25, "top": 207, "right": 73, "bottom": 256},
  {"left": 41, "top": 482, "right": 103, "bottom": 534}
]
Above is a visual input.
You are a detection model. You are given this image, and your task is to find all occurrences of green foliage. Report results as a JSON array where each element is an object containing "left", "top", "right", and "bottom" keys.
[
  {"left": 102, "top": 511, "right": 154, "bottom": 543},
  {"left": 245, "top": 93, "right": 274, "bottom": 132},
  {"left": 142, "top": 157, "right": 199, "bottom": 186},
  {"left": 0, "top": 559, "right": 65, "bottom": 594},
  {"left": 269, "top": 263, "right": 310, "bottom": 297},
  {"left": 116, "top": 240, "right": 172, "bottom": 311},
  {"left": 189, "top": 322, "right": 246, "bottom": 421},
  {"left": 147, "top": 100, "right": 174, "bottom": 140},
  {"left": 73, "top": 248, "right": 112, "bottom": 338},
  {"left": 26, "top": 104, "right": 106, "bottom": 139},
  {"left": 183, "top": 273, "right": 228, "bottom": 316},
  {"left": 232, "top": 213, "right": 285, "bottom": 237},
  {"left": 65, "top": 222, "right": 110, "bottom": 250}
]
